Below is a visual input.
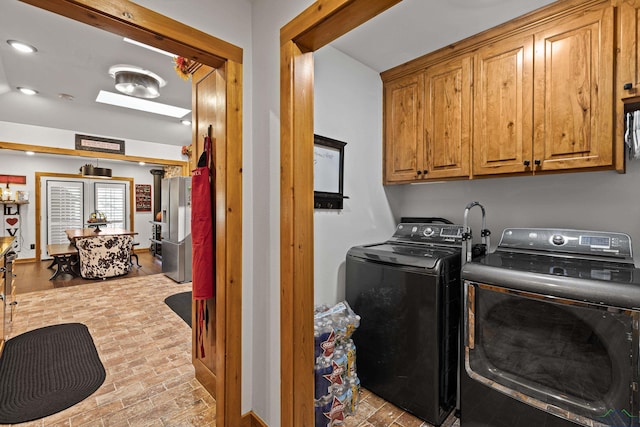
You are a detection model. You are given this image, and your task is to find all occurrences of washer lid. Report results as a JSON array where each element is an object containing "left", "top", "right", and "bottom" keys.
[{"left": 347, "top": 242, "right": 459, "bottom": 269}]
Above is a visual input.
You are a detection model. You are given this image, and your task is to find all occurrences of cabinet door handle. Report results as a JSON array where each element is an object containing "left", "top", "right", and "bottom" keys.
[
  {"left": 423, "top": 170, "right": 428, "bottom": 175},
  {"left": 624, "top": 82, "right": 633, "bottom": 90},
  {"left": 416, "top": 170, "right": 422, "bottom": 176},
  {"left": 534, "top": 159, "right": 541, "bottom": 166},
  {"left": 523, "top": 160, "right": 530, "bottom": 167}
]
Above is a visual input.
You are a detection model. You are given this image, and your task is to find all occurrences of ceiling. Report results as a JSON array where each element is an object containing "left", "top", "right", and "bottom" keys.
[
  {"left": 0, "top": 0, "right": 557, "bottom": 149},
  {"left": 331, "top": 0, "right": 557, "bottom": 72},
  {"left": 0, "top": 1, "right": 193, "bottom": 148}
]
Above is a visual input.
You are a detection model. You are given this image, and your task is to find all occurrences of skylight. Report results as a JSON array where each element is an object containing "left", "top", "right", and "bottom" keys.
[
  {"left": 123, "top": 38, "right": 177, "bottom": 58},
  {"left": 95, "top": 90, "right": 190, "bottom": 118}
]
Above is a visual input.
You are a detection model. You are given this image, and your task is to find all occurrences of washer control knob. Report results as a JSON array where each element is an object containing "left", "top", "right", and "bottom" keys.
[
  {"left": 423, "top": 227, "right": 435, "bottom": 237},
  {"left": 551, "top": 235, "right": 565, "bottom": 246}
]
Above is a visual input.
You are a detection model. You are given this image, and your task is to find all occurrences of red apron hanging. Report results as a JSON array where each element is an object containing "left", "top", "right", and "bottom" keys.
[{"left": 191, "top": 127, "right": 215, "bottom": 300}]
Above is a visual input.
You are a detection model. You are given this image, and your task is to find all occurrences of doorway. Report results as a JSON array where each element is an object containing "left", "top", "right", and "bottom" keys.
[
  {"left": 16, "top": 1, "right": 243, "bottom": 426},
  {"left": 279, "top": 1, "right": 403, "bottom": 425}
]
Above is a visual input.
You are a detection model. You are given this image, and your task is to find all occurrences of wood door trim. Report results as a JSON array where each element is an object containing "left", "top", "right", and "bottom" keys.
[
  {"left": 34, "top": 172, "right": 134, "bottom": 262},
  {"left": 280, "top": 1, "right": 401, "bottom": 425},
  {"left": 20, "top": 2, "right": 243, "bottom": 426},
  {"left": 0, "top": 141, "right": 188, "bottom": 170},
  {"left": 19, "top": 0, "right": 242, "bottom": 67}
]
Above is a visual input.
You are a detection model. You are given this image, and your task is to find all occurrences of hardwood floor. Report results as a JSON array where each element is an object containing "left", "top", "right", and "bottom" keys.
[{"left": 15, "top": 250, "right": 163, "bottom": 294}]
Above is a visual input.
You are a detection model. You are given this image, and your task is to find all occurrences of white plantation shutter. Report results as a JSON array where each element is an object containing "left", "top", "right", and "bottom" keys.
[
  {"left": 47, "top": 180, "right": 84, "bottom": 244},
  {"left": 94, "top": 182, "right": 126, "bottom": 228}
]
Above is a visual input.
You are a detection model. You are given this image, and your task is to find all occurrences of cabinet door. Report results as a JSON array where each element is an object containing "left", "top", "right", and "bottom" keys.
[
  {"left": 533, "top": 6, "right": 614, "bottom": 171},
  {"left": 619, "top": 0, "right": 640, "bottom": 93},
  {"left": 383, "top": 73, "right": 424, "bottom": 183},
  {"left": 473, "top": 34, "right": 534, "bottom": 176},
  {"left": 423, "top": 56, "right": 471, "bottom": 179},
  {"left": 617, "top": 0, "right": 640, "bottom": 171}
]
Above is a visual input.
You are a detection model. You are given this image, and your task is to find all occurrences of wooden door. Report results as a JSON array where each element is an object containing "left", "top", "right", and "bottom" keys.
[
  {"left": 192, "top": 65, "right": 218, "bottom": 395},
  {"left": 532, "top": 5, "right": 614, "bottom": 171},
  {"left": 473, "top": 34, "right": 534, "bottom": 176},
  {"left": 383, "top": 73, "right": 424, "bottom": 183},
  {"left": 423, "top": 56, "right": 471, "bottom": 180}
]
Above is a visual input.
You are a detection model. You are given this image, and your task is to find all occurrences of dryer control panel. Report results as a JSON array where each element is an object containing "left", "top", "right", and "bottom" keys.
[
  {"left": 391, "top": 223, "right": 464, "bottom": 245},
  {"left": 498, "top": 228, "right": 633, "bottom": 260}
]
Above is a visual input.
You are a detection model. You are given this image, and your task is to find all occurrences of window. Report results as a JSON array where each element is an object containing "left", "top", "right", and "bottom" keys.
[
  {"left": 42, "top": 177, "right": 130, "bottom": 258},
  {"left": 94, "top": 182, "right": 126, "bottom": 228},
  {"left": 47, "top": 180, "right": 84, "bottom": 245}
]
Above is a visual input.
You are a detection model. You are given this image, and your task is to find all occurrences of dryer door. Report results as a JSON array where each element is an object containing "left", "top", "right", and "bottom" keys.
[{"left": 464, "top": 282, "right": 639, "bottom": 427}]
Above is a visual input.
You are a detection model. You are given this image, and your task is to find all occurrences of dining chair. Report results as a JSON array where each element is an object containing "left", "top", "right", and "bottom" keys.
[{"left": 75, "top": 234, "right": 133, "bottom": 279}]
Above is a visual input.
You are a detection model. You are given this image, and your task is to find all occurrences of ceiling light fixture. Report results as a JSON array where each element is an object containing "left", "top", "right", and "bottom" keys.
[
  {"left": 109, "top": 64, "right": 166, "bottom": 99},
  {"left": 181, "top": 119, "right": 191, "bottom": 126},
  {"left": 17, "top": 87, "right": 38, "bottom": 95},
  {"left": 80, "top": 163, "right": 112, "bottom": 179},
  {"left": 96, "top": 90, "right": 191, "bottom": 118},
  {"left": 7, "top": 40, "right": 37, "bottom": 53}
]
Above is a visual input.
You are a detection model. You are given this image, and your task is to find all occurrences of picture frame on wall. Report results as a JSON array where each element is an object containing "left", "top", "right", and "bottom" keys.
[{"left": 75, "top": 134, "right": 125, "bottom": 155}]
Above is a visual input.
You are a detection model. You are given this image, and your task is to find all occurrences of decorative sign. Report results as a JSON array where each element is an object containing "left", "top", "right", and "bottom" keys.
[
  {"left": 75, "top": 134, "right": 125, "bottom": 155},
  {"left": 135, "top": 184, "right": 152, "bottom": 212},
  {"left": 2, "top": 207, "right": 21, "bottom": 251},
  {"left": 0, "top": 175, "right": 26, "bottom": 185}
]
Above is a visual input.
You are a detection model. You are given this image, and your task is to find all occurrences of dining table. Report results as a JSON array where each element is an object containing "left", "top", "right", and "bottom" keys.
[{"left": 65, "top": 227, "right": 138, "bottom": 243}]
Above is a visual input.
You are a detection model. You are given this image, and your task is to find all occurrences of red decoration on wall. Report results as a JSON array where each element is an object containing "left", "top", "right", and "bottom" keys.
[{"left": 0, "top": 175, "right": 26, "bottom": 185}]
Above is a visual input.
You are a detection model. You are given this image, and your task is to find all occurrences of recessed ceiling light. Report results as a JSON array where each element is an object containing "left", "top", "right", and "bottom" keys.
[
  {"left": 181, "top": 119, "right": 191, "bottom": 126},
  {"left": 58, "top": 93, "right": 75, "bottom": 101},
  {"left": 96, "top": 90, "right": 191, "bottom": 118},
  {"left": 139, "top": 162, "right": 146, "bottom": 166},
  {"left": 7, "top": 40, "right": 37, "bottom": 53},
  {"left": 123, "top": 38, "right": 177, "bottom": 58},
  {"left": 17, "top": 87, "right": 38, "bottom": 95},
  {"left": 25, "top": 151, "right": 35, "bottom": 156}
]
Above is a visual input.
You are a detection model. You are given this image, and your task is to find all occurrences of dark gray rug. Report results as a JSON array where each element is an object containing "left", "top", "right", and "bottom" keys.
[
  {"left": 165, "top": 291, "right": 192, "bottom": 327},
  {"left": 0, "top": 323, "right": 105, "bottom": 424}
]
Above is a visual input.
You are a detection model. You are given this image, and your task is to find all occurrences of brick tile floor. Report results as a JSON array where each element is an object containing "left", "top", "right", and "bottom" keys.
[{"left": 4, "top": 272, "right": 460, "bottom": 427}]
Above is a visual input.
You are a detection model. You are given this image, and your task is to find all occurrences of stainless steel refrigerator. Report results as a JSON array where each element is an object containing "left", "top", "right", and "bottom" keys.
[{"left": 161, "top": 176, "right": 192, "bottom": 282}]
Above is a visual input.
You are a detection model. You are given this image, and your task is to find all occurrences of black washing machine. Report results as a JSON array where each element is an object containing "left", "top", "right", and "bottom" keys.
[
  {"left": 345, "top": 221, "right": 466, "bottom": 426},
  {"left": 460, "top": 228, "right": 640, "bottom": 427}
]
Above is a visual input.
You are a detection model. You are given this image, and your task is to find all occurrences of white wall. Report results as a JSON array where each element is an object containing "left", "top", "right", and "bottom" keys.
[
  {"left": 0, "top": 149, "right": 158, "bottom": 259},
  {"left": 122, "top": 0, "right": 257, "bottom": 417},
  {"left": 0, "top": 120, "right": 182, "bottom": 160},
  {"left": 392, "top": 162, "right": 640, "bottom": 262},
  {"left": 313, "top": 46, "right": 396, "bottom": 306},
  {"left": 250, "top": 0, "right": 322, "bottom": 424}
]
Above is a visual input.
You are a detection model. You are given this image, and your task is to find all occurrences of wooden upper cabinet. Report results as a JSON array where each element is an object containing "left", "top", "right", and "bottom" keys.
[
  {"left": 383, "top": 73, "right": 424, "bottom": 183},
  {"left": 532, "top": 6, "right": 614, "bottom": 171},
  {"left": 382, "top": 0, "right": 618, "bottom": 184},
  {"left": 619, "top": 0, "right": 640, "bottom": 94},
  {"left": 617, "top": 0, "right": 640, "bottom": 171},
  {"left": 423, "top": 56, "right": 471, "bottom": 179},
  {"left": 473, "top": 34, "right": 534, "bottom": 176}
]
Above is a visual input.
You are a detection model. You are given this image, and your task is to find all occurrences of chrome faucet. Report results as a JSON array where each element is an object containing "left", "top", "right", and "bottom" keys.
[{"left": 461, "top": 201, "right": 490, "bottom": 265}]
